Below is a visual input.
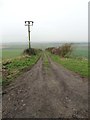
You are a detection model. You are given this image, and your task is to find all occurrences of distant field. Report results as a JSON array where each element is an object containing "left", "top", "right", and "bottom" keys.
[
  {"left": 2, "top": 48, "right": 24, "bottom": 59},
  {"left": 71, "top": 44, "right": 88, "bottom": 58},
  {"left": 2, "top": 42, "right": 88, "bottom": 59}
]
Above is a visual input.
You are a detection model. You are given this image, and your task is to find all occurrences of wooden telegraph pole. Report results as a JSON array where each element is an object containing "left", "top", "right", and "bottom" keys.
[{"left": 25, "top": 21, "right": 34, "bottom": 49}]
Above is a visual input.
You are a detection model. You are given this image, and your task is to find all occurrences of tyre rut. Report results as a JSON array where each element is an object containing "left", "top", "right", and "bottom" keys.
[{"left": 2, "top": 53, "right": 88, "bottom": 118}]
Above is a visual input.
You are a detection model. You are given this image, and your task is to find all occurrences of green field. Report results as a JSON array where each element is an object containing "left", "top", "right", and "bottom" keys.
[
  {"left": 71, "top": 44, "right": 88, "bottom": 58},
  {"left": 2, "top": 48, "right": 24, "bottom": 59},
  {"left": 2, "top": 42, "right": 88, "bottom": 59}
]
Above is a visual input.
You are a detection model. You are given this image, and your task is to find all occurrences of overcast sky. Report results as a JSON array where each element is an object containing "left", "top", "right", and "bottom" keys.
[{"left": 0, "top": 0, "right": 89, "bottom": 43}]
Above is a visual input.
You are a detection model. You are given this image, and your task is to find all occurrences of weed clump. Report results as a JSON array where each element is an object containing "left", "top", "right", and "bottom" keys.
[
  {"left": 60, "top": 43, "right": 73, "bottom": 57},
  {"left": 46, "top": 43, "right": 73, "bottom": 58},
  {"left": 23, "top": 48, "right": 36, "bottom": 55}
]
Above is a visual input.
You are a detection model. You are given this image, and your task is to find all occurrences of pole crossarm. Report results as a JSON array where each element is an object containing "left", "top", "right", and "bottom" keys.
[{"left": 25, "top": 21, "right": 34, "bottom": 26}]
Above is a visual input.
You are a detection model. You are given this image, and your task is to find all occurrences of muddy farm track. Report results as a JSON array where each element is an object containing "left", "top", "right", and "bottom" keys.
[{"left": 2, "top": 53, "right": 88, "bottom": 118}]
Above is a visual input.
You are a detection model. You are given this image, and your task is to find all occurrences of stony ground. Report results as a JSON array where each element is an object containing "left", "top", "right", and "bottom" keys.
[{"left": 2, "top": 53, "right": 88, "bottom": 118}]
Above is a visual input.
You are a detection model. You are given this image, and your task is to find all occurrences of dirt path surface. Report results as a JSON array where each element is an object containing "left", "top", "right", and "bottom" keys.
[{"left": 2, "top": 53, "right": 88, "bottom": 118}]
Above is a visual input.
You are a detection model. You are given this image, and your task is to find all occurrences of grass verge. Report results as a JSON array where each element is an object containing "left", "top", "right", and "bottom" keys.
[
  {"left": 2, "top": 53, "right": 41, "bottom": 86},
  {"left": 49, "top": 52, "right": 88, "bottom": 78}
]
